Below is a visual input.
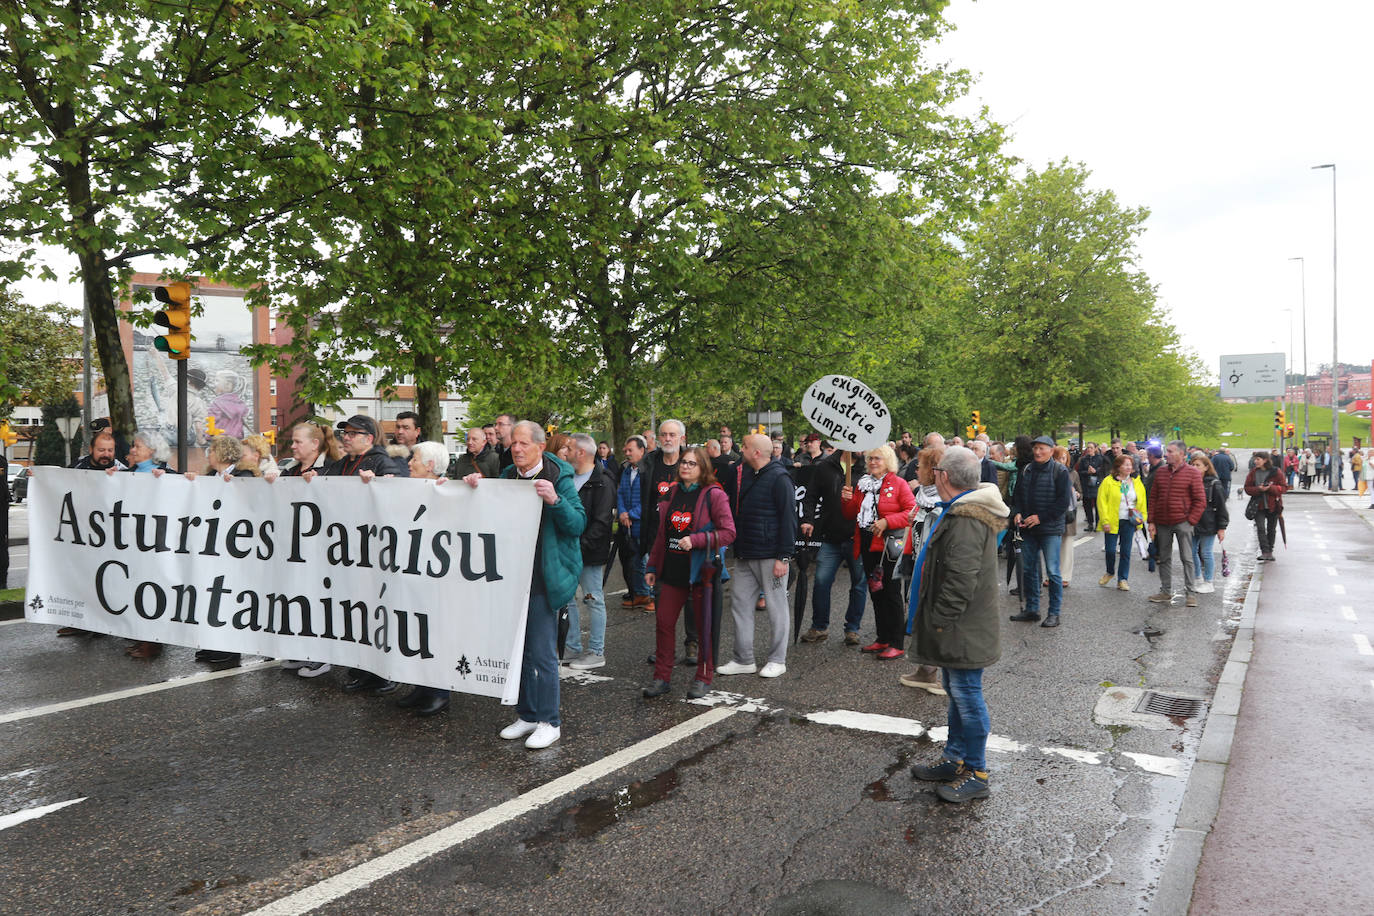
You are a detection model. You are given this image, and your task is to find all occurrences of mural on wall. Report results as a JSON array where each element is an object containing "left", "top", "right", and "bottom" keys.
[{"left": 130, "top": 292, "right": 255, "bottom": 471}]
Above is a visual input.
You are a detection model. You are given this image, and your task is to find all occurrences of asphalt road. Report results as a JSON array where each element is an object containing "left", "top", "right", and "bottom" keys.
[{"left": 1, "top": 488, "right": 1255, "bottom": 915}]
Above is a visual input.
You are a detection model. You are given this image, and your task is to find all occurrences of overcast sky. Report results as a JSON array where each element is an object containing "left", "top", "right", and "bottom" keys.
[
  {"left": 937, "top": 0, "right": 1372, "bottom": 382},
  {"left": 14, "top": 2, "right": 1370, "bottom": 385}
]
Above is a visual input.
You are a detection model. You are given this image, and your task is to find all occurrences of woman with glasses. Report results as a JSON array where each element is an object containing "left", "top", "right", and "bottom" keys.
[
  {"left": 643, "top": 446, "right": 736, "bottom": 699},
  {"left": 1096, "top": 454, "right": 1147, "bottom": 591},
  {"left": 841, "top": 445, "right": 915, "bottom": 660}
]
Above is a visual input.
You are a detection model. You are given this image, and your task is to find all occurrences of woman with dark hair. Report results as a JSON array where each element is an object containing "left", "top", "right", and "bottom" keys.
[
  {"left": 1096, "top": 454, "right": 1147, "bottom": 591},
  {"left": 1244, "top": 451, "right": 1286, "bottom": 562},
  {"left": 1190, "top": 453, "right": 1228, "bottom": 592},
  {"left": 643, "top": 446, "right": 736, "bottom": 699}
]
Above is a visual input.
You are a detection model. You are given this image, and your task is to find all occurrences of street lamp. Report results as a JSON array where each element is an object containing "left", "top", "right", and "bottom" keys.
[
  {"left": 1280, "top": 307, "right": 1293, "bottom": 447},
  {"left": 1288, "top": 256, "right": 1309, "bottom": 446},
  {"left": 1312, "top": 163, "right": 1337, "bottom": 490}
]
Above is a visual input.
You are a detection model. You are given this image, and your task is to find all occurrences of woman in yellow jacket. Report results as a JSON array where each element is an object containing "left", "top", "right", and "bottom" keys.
[{"left": 1096, "top": 453, "right": 1148, "bottom": 591}]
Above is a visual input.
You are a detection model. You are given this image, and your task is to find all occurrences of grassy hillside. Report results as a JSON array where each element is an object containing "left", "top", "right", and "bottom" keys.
[{"left": 1079, "top": 401, "right": 1370, "bottom": 450}]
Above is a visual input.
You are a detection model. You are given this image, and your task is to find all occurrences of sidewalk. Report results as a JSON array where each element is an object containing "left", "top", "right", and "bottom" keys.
[{"left": 1188, "top": 494, "right": 1374, "bottom": 913}]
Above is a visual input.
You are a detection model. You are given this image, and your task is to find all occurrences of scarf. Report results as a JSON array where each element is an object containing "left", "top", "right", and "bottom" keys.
[
  {"left": 906, "top": 489, "right": 972, "bottom": 634},
  {"left": 856, "top": 473, "right": 883, "bottom": 529}
]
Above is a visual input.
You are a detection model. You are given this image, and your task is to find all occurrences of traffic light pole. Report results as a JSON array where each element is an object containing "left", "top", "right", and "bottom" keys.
[{"left": 177, "top": 358, "right": 188, "bottom": 471}]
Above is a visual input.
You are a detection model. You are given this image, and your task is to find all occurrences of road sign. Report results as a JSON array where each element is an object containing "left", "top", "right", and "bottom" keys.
[{"left": 1219, "top": 353, "right": 1285, "bottom": 399}]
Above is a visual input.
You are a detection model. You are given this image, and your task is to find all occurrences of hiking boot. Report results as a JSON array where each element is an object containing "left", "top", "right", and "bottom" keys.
[
  {"left": 685, "top": 679, "right": 711, "bottom": 700},
  {"left": 1147, "top": 592, "right": 1174, "bottom": 604},
  {"left": 1040, "top": 614, "right": 1060, "bottom": 628},
  {"left": 935, "top": 769, "right": 991, "bottom": 803},
  {"left": 642, "top": 679, "right": 671, "bottom": 698},
  {"left": 844, "top": 631, "right": 861, "bottom": 646},
  {"left": 800, "top": 628, "right": 829, "bottom": 643},
  {"left": 911, "top": 758, "right": 964, "bottom": 782},
  {"left": 682, "top": 641, "right": 699, "bottom": 666}
]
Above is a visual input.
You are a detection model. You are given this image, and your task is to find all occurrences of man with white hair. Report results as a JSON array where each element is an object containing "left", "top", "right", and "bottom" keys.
[
  {"left": 906, "top": 445, "right": 1008, "bottom": 803},
  {"left": 561, "top": 433, "right": 616, "bottom": 669},
  {"left": 465, "top": 420, "right": 585, "bottom": 749},
  {"left": 642, "top": 419, "right": 697, "bottom": 661}
]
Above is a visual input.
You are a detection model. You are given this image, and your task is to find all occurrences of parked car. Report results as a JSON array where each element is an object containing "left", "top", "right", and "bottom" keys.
[{"left": 7, "top": 464, "right": 28, "bottom": 503}]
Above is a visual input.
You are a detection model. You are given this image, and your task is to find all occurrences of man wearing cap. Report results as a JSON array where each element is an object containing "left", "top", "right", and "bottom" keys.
[
  {"left": 1009, "top": 435, "right": 1072, "bottom": 627},
  {"left": 793, "top": 433, "right": 822, "bottom": 467},
  {"left": 318, "top": 414, "right": 400, "bottom": 693},
  {"left": 325, "top": 416, "right": 396, "bottom": 478}
]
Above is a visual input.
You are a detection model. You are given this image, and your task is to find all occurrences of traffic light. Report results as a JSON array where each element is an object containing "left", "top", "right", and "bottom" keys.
[
  {"left": 0, "top": 422, "right": 16, "bottom": 448},
  {"left": 1273, "top": 409, "right": 1282, "bottom": 431},
  {"left": 153, "top": 281, "right": 192, "bottom": 359},
  {"left": 1287, "top": 423, "right": 1296, "bottom": 438},
  {"left": 965, "top": 425, "right": 976, "bottom": 438},
  {"left": 971, "top": 410, "right": 981, "bottom": 427}
]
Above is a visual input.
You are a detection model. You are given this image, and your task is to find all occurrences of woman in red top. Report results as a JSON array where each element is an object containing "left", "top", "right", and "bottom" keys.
[
  {"left": 644, "top": 446, "right": 737, "bottom": 699},
  {"left": 842, "top": 445, "right": 916, "bottom": 659}
]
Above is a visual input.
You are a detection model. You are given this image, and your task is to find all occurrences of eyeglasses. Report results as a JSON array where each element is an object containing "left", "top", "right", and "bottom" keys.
[
  {"left": 339, "top": 430, "right": 363, "bottom": 438},
  {"left": 679, "top": 459, "right": 699, "bottom": 467},
  {"left": 933, "top": 467, "right": 949, "bottom": 474}
]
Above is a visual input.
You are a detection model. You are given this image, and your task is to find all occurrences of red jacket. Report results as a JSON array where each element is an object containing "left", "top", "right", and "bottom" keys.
[
  {"left": 842, "top": 472, "right": 916, "bottom": 556},
  {"left": 1243, "top": 466, "right": 1287, "bottom": 513},
  {"left": 646, "top": 482, "right": 737, "bottom": 580},
  {"left": 1149, "top": 461, "right": 1206, "bottom": 526}
]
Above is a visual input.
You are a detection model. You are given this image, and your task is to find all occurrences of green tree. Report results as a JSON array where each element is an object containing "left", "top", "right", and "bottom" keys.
[
  {"left": 0, "top": 0, "right": 420, "bottom": 437},
  {"left": 0, "top": 289, "right": 82, "bottom": 420},
  {"left": 958, "top": 161, "right": 1204, "bottom": 437},
  {"left": 34, "top": 398, "right": 79, "bottom": 466}
]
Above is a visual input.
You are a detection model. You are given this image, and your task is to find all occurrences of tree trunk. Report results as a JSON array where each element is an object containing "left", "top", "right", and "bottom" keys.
[
  {"left": 80, "top": 252, "right": 135, "bottom": 438},
  {"left": 413, "top": 351, "right": 443, "bottom": 448}
]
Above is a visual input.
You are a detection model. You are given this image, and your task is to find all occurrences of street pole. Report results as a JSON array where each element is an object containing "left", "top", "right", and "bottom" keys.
[
  {"left": 1312, "top": 163, "right": 1338, "bottom": 489},
  {"left": 1289, "top": 256, "right": 1308, "bottom": 445},
  {"left": 177, "top": 360, "right": 188, "bottom": 471},
  {"left": 1281, "top": 308, "right": 1293, "bottom": 451}
]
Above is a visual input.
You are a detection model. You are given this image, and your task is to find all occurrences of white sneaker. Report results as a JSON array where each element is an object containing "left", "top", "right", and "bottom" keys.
[
  {"left": 759, "top": 662, "right": 786, "bottom": 678},
  {"left": 297, "top": 662, "right": 332, "bottom": 678},
  {"left": 280, "top": 659, "right": 308, "bottom": 670},
  {"left": 1195, "top": 581, "right": 1215, "bottom": 594},
  {"left": 715, "top": 660, "right": 757, "bottom": 676},
  {"left": 559, "top": 652, "right": 583, "bottom": 666},
  {"left": 569, "top": 653, "right": 605, "bottom": 670},
  {"left": 525, "top": 723, "right": 560, "bottom": 749},
  {"left": 500, "top": 719, "right": 538, "bottom": 740}
]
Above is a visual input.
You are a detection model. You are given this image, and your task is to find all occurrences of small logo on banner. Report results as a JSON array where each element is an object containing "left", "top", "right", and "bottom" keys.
[
  {"left": 454, "top": 655, "right": 472, "bottom": 678},
  {"left": 28, "top": 596, "right": 44, "bottom": 612}
]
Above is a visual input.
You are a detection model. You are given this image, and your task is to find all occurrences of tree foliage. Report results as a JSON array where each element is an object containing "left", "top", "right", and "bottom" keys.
[{"left": 0, "top": 288, "right": 82, "bottom": 420}]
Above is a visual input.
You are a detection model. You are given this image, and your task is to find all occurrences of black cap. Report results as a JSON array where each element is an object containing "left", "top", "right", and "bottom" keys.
[
  {"left": 336, "top": 415, "right": 379, "bottom": 439},
  {"left": 1032, "top": 435, "right": 1056, "bottom": 448}
]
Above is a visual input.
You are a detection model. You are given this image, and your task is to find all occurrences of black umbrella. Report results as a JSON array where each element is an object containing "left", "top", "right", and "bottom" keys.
[
  {"left": 1004, "top": 523, "right": 1024, "bottom": 613},
  {"left": 1278, "top": 512, "right": 1288, "bottom": 548}
]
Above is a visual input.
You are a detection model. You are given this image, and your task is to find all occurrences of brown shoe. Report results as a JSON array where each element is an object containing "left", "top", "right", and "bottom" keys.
[
  {"left": 127, "top": 641, "right": 162, "bottom": 659},
  {"left": 56, "top": 626, "right": 88, "bottom": 637},
  {"left": 640, "top": 598, "right": 655, "bottom": 612},
  {"left": 844, "top": 631, "right": 861, "bottom": 646},
  {"left": 800, "top": 628, "right": 829, "bottom": 643},
  {"left": 621, "top": 594, "right": 637, "bottom": 607},
  {"left": 1185, "top": 593, "right": 1198, "bottom": 608}
]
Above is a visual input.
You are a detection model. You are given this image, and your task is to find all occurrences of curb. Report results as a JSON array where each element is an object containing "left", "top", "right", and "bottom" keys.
[{"left": 1149, "top": 551, "right": 1263, "bottom": 915}]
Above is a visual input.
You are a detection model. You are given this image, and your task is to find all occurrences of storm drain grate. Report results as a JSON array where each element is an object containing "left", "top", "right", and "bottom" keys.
[{"left": 1133, "top": 691, "right": 1205, "bottom": 718}]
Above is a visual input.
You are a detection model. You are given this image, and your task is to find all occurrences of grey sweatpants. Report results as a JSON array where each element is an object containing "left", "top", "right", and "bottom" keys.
[
  {"left": 1154, "top": 522, "right": 1196, "bottom": 594},
  {"left": 728, "top": 557, "right": 790, "bottom": 666}
]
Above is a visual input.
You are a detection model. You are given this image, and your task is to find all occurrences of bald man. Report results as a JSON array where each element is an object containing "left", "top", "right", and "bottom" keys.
[{"left": 718, "top": 434, "right": 796, "bottom": 679}]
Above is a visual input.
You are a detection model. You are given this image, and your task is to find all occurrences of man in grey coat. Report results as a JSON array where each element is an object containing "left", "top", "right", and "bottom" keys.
[{"left": 907, "top": 446, "right": 1009, "bottom": 803}]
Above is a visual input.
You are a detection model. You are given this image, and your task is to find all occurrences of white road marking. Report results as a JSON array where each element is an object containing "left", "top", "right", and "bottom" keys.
[
  {"left": 805, "top": 710, "right": 925, "bottom": 736},
  {"left": 1043, "top": 747, "right": 1102, "bottom": 765},
  {"left": 1334, "top": 584, "right": 1347, "bottom": 595},
  {"left": 1354, "top": 635, "right": 1374, "bottom": 657},
  {"left": 0, "top": 660, "right": 282, "bottom": 725},
  {"left": 687, "top": 690, "right": 779, "bottom": 714},
  {"left": 244, "top": 707, "right": 739, "bottom": 916},
  {"left": 1341, "top": 606, "right": 1357, "bottom": 622},
  {"left": 0, "top": 618, "right": 32, "bottom": 627},
  {"left": 1326, "top": 567, "right": 1339, "bottom": 577},
  {"left": 1074, "top": 536, "right": 1093, "bottom": 546},
  {"left": 1121, "top": 753, "right": 1184, "bottom": 777},
  {"left": 1320, "top": 553, "right": 1332, "bottom": 562},
  {"left": 558, "top": 669, "right": 613, "bottom": 686},
  {"left": 0, "top": 797, "right": 86, "bottom": 832}
]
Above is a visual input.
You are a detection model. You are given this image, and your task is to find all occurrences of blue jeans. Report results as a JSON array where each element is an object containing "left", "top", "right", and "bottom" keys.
[
  {"left": 1020, "top": 530, "right": 1062, "bottom": 615},
  {"left": 810, "top": 540, "right": 866, "bottom": 632},
  {"left": 942, "top": 667, "right": 990, "bottom": 773},
  {"left": 1192, "top": 533, "right": 1216, "bottom": 581},
  {"left": 517, "top": 590, "right": 560, "bottom": 727},
  {"left": 1103, "top": 518, "right": 1137, "bottom": 581},
  {"left": 563, "top": 564, "right": 606, "bottom": 656}
]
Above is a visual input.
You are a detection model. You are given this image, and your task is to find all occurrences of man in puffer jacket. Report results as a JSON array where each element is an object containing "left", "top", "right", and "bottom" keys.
[
  {"left": 1147, "top": 440, "right": 1205, "bottom": 607},
  {"left": 1010, "top": 436, "right": 1071, "bottom": 627}
]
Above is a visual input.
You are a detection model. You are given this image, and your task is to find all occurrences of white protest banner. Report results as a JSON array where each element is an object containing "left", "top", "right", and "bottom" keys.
[
  {"left": 25, "top": 469, "right": 542, "bottom": 704},
  {"left": 801, "top": 374, "right": 892, "bottom": 452}
]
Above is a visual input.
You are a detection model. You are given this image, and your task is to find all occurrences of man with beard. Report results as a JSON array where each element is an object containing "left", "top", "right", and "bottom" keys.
[{"left": 55, "top": 430, "right": 126, "bottom": 635}]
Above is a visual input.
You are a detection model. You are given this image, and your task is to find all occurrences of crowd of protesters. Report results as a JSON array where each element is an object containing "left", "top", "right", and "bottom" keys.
[{"left": 31, "top": 410, "right": 1370, "bottom": 798}]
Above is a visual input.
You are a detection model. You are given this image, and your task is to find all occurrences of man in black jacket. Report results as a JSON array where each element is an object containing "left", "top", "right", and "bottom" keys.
[
  {"left": 799, "top": 448, "right": 867, "bottom": 645},
  {"left": 719, "top": 434, "right": 796, "bottom": 679},
  {"left": 1010, "top": 435, "right": 1071, "bottom": 627},
  {"left": 562, "top": 434, "right": 615, "bottom": 669}
]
